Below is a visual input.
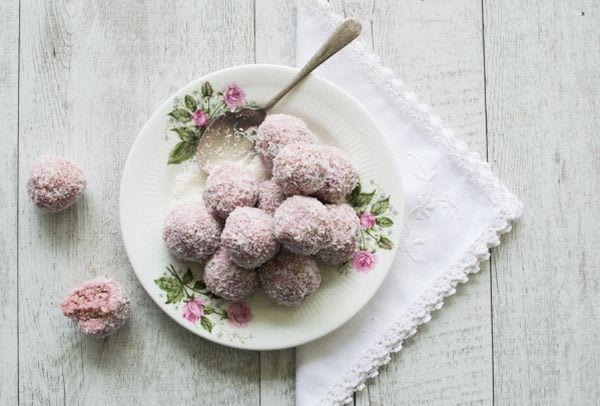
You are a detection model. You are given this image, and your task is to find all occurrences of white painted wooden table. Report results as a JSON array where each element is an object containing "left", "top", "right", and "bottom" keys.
[{"left": 1, "top": 0, "right": 598, "bottom": 404}]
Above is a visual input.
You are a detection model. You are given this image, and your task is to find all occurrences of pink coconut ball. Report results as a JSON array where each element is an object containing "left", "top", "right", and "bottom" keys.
[
  {"left": 203, "top": 248, "right": 260, "bottom": 301},
  {"left": 259, "top": 251, "right": 321, "bottom": 306},
  {"left": 257, "top": 180, "right": 285, "bottom": 214},
  {"left": 61, "top": 278, "right": 130, "bottom": 338},
  {"left": 221, "top": 207, "right": 280, "bottom": 269},
  {"left": 203, "top": 161, "right": 258, "bottom": 219},
  {"left": 274, "top": 195, "right": 332, "bottom": 255},
  {"left": 272, "top": 143, "right": 329, "bottom": 196},
  {"left": 162, "top": 202, "right": 221, "bottom": 262},
  {"left": 316, "top": 204, "right": 360, "bottom": 265},
  {"left": 27, "top": 154, "right": 86, "bottom": 213},
  {"left": 255, "top": 114, "right": 317, "bottom": 171},
  {"left": 315, "top": 147, "right": 359, "bottom": 203}
]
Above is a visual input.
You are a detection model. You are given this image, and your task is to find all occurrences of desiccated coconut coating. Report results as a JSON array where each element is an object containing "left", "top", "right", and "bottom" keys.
[
  {"left": 259, "top": 251, "right": 321, "bottom": 306},
  {"left": 203, "top": 248, "right": 260, "bottom": 301},
  {"left": 257, "top": 180, "right": 285, "bottom": 214},
  {"left": 203, "top": 161, "right": 258, "bottom": 219},
  {"left": 27, "top": 154, "right": 86, "bottom": 212},
  {"left": 60, "top": 278, "right": 130, "bottom": 338},
  {"left": 316, "top": 204, "right": 359, "bottom": 265},
  {"left": 255, "top": 114, "right": 317, "bottom": 171},
  {"left": 162, "top": 202, "right": 221, "bottom": 262},
  {"left": 315, "top": 147, "right": 359, "bottom": 203},
  {"left": 221, "top": 207, "right": 280, "bottom": 269},
  {"left": 272, "top": 143, "right": 329, "bottom": 196},
  {"left": 274, "top": 196, "right": 332, "bottom": 255}
]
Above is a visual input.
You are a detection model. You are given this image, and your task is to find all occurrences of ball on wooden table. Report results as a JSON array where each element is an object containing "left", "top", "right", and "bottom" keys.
[
  {"left": 274, "top": 195, "right": 332, "bottom": 255},
  {"left": 60, "top": 278, "right": 130, "bottom": 338},
  {"left": 259, "top": 251, "right": 321, "bottom": 306},
  {"left": 162, "top": 202, "right": 221, "bottom": 262},
  {"left": 203, "top": 248, "right": 260, "bottom": 302},
  {"left": 27, "top": 154, "right": 86, "bottom": 213},
  {"left": 316, "top": 204, "right": 359, "bottom": 265},
  {"left": 203, "top": 161, "right": 258, "bottom": 219},
  {"left": 221, "top": 207, "right": 279, "bottom": 269},
  {"left": 255, "top": 114, "right": 316, "bottom": 171}
]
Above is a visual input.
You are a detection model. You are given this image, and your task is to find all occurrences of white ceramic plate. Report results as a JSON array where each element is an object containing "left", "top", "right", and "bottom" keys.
[{"left": 120, "top": 65, "right": 403, "bottom": 350}]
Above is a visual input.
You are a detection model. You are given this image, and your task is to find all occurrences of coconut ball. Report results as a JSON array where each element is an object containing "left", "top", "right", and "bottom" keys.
[
  {"left": 203, "top": 249, "right": 259, "bottom": 301},
  {"left": 274, "top": 196, "right": 332, "bottom": 255},
  {"left": 255, "top": 114, "right": 317, "bottom": 171},
  {"left": 257, "top": 180, "right": 285, "bottom": 214},
  {"left": 272, "top": 143, "right": 329, "bottom": 196},
  {"left": 259, "top": 251, "right": 321, "bottom": 306},
  {"left": 315, "top": 147, "right": 359, "bottom": 203},
  {"left": 162, "top": 202, "right": 221, "bottom": 262},
  {"left": 60, "top": 278, "right": 130, "bottom": 338},
  {"left": 27, "top": 154, "right": 86, "bottom": 212},
  {"left": 221, "top": 207, "right": 279, "bottom": 269},
  {"left": 316, "top": 204, "right": 359, "bottom": 265},
  {"left": 203, "top": 161, "right": 258, "bottom": 219}
]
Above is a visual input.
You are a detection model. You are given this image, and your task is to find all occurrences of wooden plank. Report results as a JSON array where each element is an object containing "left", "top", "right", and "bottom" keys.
[
  {"left": 254, "top": 1, "right": 297, "bottom": 405},
  {"left": 0, "top": 0, "right": 19, "bottom": 404},
  {"left": 17, "top": 1, "right": 260, "bottom": 404},
  {"left": 485, "top": 1, "right": 600, "bottom": 404},
  {"left": 326, "top": 0, "right": 493, "bottom": 404}
]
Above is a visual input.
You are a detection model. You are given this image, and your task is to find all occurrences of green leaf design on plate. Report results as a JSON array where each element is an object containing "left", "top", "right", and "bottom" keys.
[
  {"left": 371, "top": 197, "right": 390, "bottom": 215},
  {"left": 170, "top": 126, "right": 198, "bottom": 142},
  {"left": 377, "top": 236, "right": 394, "bottom": 250},
  {"left": 353, "top": 190, "right": 376, "bottom": 207},
  {"left": 169, "top": 108, "right": 192, "bottom": 122},
  {"left": 376, "top": 217, "right": 394, "bottom": 227},
  {"left": 200, "top": 316, "right": 213, "bottom": 332},
  {"left": 201, "top": 81, "right": 214, "bottom": 97},
  {"left": 347, "top": 183, "right": 361, "bottom": 204},
  {"left": 193, "top": 280, "right": 206, "bottom": 291},
  {"left": 182, "top": 268, "right": 193, "bottom": 284},
  {"left": 166, "top": 286, "right": 184, "bottom": 304},
  {"left": 184, "top": 95, "right": 197, "bottom": 111},
  {"left": 203, "top": 306, "right": 215, "bottom": 315},
  {"left": 168, "top": 141, "right": 196, "bottom": 164}
]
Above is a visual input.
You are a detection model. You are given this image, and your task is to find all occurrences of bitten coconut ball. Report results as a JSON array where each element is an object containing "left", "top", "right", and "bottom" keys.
[
  {"left": 316, "top": 204, "right": 359, "bottom": 265},
  {"left": 259, "top": 251, "right": 321, "bottom": 306},
  {"left": 203, "top": 249, "right": 260, "bottom": 301},
  {"left": 274, "top": 196, "right": 332, "bottom": 255},
  {"left": 255, "top": 114, "right": 317, "bottom": 171},
  {"left": 60, "top": 278, "right": 130, "bottom": 338},
  {"left": 27, "top": 154, "right": 86, "bottom": 212},
  {"left": 272, "top": 143, "right": 329, "bottom": 196},
  {"left": 162, "top": 202, "right": 221, "bottom": 262},
  {"left": 203, "top": 161, "right": 258, "bottom": 219},
  {"left": 315, "top": 147, "right": 359, "bottom": 203},
  {"left": 257, "top": 180, "right": 285, "bottom": 214},
  {"left": 221, "top": 207, "right": 280, "bottom": 269}
]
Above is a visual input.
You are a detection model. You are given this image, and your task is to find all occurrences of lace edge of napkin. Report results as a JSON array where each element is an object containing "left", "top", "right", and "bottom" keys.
[{"left": 299, "top": 1, "right": 523, "bottom": 405}]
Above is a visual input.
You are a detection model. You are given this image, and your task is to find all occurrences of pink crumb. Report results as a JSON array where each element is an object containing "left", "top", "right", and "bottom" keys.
[{"left": 61, "top": 278, "right": 130, "bottom": 338}]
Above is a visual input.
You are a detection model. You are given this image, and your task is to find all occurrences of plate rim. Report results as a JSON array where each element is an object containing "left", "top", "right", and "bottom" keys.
[{"left": 120, "top": 63, "right": 403, "bottom": 350}]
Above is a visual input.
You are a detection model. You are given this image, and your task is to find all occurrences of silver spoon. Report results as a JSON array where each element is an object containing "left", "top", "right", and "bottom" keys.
[{"left": 196, "top": 18, "right": 362, "bottom": 173}]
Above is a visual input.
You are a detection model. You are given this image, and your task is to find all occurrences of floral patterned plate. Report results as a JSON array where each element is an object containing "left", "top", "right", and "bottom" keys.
[{"left": 120, "top": 65, "right": 404, "bottom": 350}]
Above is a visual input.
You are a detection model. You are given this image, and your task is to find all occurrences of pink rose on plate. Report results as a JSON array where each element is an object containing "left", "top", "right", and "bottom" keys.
[
  {"left": 353, "top": 250, "right": 377, "bottom": 273},
  {"left": 359, "top": 212, "right": 376, "bottom": 229},
  {"left": 227, "top": 302, "right": 253, "bottom": 327},
  {"left": 182, "top": 298, "right": 205, "bottom": 323},
  {"left": 223, "top": 84, "right": 246, "bottom": 108},
  {"left": 192, "top": 109, "right": 209, "bottom": 127}
]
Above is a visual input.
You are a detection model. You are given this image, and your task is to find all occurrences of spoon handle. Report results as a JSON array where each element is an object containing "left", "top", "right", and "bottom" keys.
[{"left": 263, "top": 18, "right": 361, "bottom": 111}]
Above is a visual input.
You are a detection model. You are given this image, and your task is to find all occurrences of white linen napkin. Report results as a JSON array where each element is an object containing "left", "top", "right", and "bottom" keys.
[{"left": 294, "top": 1, "right": 522, "bottom": 405}]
